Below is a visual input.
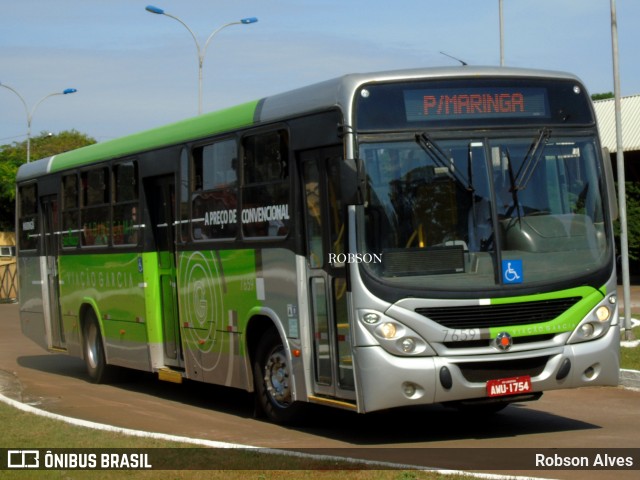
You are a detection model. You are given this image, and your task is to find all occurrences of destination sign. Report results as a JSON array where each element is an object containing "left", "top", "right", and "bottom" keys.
[
  {"left": 404, "top": 87, "right": 549, "bottom": 122},
  {"left": 356, "top": 78, "right": 593, "bottom": 130}
]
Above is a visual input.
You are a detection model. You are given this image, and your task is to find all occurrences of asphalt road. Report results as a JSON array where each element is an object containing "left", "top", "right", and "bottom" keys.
[{"left": 1, "top": 303, "right": 638, "bottom": 479}]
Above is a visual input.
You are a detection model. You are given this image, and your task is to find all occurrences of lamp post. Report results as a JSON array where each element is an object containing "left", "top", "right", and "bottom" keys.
[
  {"left": 0, "top": 83, "right": 77, "bottom": 162},
  {"left": 610, "top": 0, "right": 632, "bottom": 340},
  {"left": 145, "top": 5, "right": 258, "bottom": 115}
]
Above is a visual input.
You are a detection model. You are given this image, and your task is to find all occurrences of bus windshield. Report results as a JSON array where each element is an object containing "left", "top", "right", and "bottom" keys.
[{"left": 359, "top": 132, "right": 611, "bottom": 291}]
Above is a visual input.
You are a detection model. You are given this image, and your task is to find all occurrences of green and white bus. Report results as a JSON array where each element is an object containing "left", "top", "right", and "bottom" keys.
[{"left": 17, "top": 66, "right": 620, "bottom": 423}]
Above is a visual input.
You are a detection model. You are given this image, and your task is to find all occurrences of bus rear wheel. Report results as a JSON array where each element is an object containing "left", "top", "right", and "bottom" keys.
[
  {"left": 253, "top": 329, "right": 304, "bottom": 424},
  {"left": 82, "top": 310, "right": 114, "bottom": 383}
]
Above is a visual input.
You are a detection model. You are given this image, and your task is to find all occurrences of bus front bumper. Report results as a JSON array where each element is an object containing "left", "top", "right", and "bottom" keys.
[{"left": 353, "top": 323, "right": 620, "bottom": 414}]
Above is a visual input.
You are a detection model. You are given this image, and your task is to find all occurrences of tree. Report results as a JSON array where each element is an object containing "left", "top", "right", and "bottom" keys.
[
  {"left": 591, "top": 92, "right": 614, "bottom": 101},
  {"left": 0, "top": 130, "right": 96, "bottom": 230},
  {"left": 617, "top": 182, "right": 640, "bottom": 262}
]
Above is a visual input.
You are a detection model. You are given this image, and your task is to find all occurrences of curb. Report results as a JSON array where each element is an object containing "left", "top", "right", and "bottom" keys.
[{"left": 619, "top": 369, "right": 640, "bottom": 390}]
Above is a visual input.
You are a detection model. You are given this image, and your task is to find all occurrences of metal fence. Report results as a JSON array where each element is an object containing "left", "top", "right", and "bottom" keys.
[{"left": 0, "top": 262, "right": 17, "bottom": 303}]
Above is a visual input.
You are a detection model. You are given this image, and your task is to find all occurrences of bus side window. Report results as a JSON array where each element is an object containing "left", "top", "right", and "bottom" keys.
[
  {"left": 179, "top": 148, "right": 189, "bottom": 242},
  {"left": 327, "top": 155, "right": 345, "bottom": 260},
  {"left": 81, "top": 167, "right": 110, "bottom": 247},
  {"left": 191, "top": 138, "right": 238, "bottom": 240},
  {"left": 61, "top": 174, "right": 80, "bottom": 249},
  {"left": 113, "top": 161, "right": 139, "bottom": 245},
  {"left": 18, "top": 183, "right": 38, "bottom": 251},
  {"left": 303, "top": 161, "right": 323, "bottom": 268},
  {"left": 241, "top": 130, "right": 290, "bottom": 238}
]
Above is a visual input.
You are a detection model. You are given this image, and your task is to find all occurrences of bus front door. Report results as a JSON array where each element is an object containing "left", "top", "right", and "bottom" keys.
[
  {"left": 144, "top": 174, "right": 183, "bottom": 369},
  {"left": 301, "top": 148, "right": 355, "bottom": 403},
  {"left": 41, "top": 195, "right": 65, "bottom": 350}
]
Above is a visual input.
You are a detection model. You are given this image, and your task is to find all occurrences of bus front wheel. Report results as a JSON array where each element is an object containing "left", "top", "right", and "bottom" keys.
[
  {"left": 82, "top": 310, "right": 114, "bottom": 383},
  {"left": 253, "top": 329, "right": 304, "bottom": 424}
]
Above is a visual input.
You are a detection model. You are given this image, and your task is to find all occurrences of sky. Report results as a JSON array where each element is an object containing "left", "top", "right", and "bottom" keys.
[{"left": 1, "top": 0, "right": 639, "bottom": 145}]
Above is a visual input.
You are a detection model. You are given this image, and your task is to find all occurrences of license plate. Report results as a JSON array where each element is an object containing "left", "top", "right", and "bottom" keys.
[{"left": 486, "top": 375, "right": 532, "bottom": 397}]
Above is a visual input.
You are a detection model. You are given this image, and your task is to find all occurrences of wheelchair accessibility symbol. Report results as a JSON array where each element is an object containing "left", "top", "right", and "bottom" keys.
[{"left": 502, "top": 260, "right": 523, "bottom": 284}]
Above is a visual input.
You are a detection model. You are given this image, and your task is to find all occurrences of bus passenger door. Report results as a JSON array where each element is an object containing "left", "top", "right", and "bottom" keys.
[
  {"left": 144, "top": 174, "right": 183, "bottom": 369},
  {"left": 41, "top": 195, "right": 65, "bottom": 350},
  {"left": 300, "top": 148, "right": 355, "bottom": 402}
]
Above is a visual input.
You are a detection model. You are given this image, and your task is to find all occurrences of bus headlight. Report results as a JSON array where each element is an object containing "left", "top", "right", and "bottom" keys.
[
  {"left": 567, "top": 301, "right": 615, "bottom": 344},
  {"left": 595, "top": 306, "right": 610, "bottom": 322},
  {"left": 359, "top": 310, "right": 431, "bottom": 356},
  {"left": 378, "top": 322, "right": 397, "bottom": 339}
]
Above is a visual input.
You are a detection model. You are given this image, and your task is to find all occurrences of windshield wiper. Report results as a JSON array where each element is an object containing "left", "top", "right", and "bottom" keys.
[
  {"left": 415, "top": 133, "right": 474, "bottom": 192},
  {"left": 513, "top": 128, "right": 551, "bottom": 191},
  {"left": 503, "top": 147, "right": 522, "bottom": 221}
]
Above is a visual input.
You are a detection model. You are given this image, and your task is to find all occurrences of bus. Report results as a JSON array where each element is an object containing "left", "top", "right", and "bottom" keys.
[{"left": 16, "top": 66, "right": 620, "bottom": 423}]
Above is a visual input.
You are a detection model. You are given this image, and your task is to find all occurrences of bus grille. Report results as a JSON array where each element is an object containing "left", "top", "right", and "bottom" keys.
[
  {"left": 415, "top": 297, "right": 581, "bottom": 330},
  {"left": 457, "top": 356, "right": 549, "bottom": 383},
  {"left": 443, "top": 333, "right": 556, "bottom": 349}
]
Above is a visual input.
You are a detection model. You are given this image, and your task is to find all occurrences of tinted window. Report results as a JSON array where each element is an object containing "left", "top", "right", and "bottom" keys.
[
  {"left": 113, "top": 161, "right": 139, "bottom": 245},
  {"left": 18, "top": 184, "right": 38, "bottom": 251},
  {"left": 81, "top": 167, "right": 110, "bottom": 246},
  {"left": 61, "top": 174, "right": 80, "bottom": 248},
  {"left": 241, "top": 130, "right": 290, "bottom": 238},
  {"left": 192, "top": 138, "right": 238, "bottom": 240}
]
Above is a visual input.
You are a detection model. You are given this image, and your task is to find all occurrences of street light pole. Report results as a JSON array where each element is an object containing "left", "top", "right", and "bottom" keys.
[
  {"left": 0, "top": 83, "right": 77, "bottom": 162},
  {"left": 610, "top": 0, "right": 632, "bottom": 340},
  {"left": 145, "top": 5, "right": 258, "bottom": 115}
]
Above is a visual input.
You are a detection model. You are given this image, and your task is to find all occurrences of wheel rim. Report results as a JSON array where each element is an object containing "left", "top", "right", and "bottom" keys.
[
  {"left": 85, "top": 321, "right": 99, "bottom": 370},
  {"left": 263, "top": 346, "right": 292, "bottom": 408}
]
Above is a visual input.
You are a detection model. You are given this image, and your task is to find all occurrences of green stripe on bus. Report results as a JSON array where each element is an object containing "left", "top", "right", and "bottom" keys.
[
  {"left": 177, "top": 248, "right": 261, "bottom": 357},
  {"left": 58, "top": 252, "right": 145, "bottom": 322},
  {"left": 487, "top": 285, "right": 605, "bottom": 337},
  {"left": 58, "top": 248, "right": 264, "bottom": 349},
  {"left": 49, "top": 100, "right": 260, "bottom": 172}
]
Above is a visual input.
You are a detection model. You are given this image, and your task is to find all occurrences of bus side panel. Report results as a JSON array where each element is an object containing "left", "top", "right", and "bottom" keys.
[
  {"left": 176, "top": 248, "right": 300, "bottom": 391},
  {"left": 18, "top": 255, "right": 48, "bottom": 350},
  {"left": 141, "top": 251, "right": 167, "bottom": 372},
  {"left": 101, "top": 318, "right": 150, "bottom": 369},
  {"left": 58, "top": 252, "right": 151, "bottom": 371},
  {"left": 256, "top": 248, "right": 306, "bottom": 400},
  {"left": 177, "top": 248, "right": 255, "bottom": 388},
  {"left": 258, "top": 249, "right": 301, "bottom": 340}
]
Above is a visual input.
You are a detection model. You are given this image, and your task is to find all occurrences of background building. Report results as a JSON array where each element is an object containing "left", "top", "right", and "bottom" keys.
[{"left": 595, "top": 95, "right": 640, "bottom": 276}]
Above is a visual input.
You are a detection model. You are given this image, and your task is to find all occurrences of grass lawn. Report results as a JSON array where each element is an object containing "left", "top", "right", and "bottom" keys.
[{"left": 620, "top": 319, "right": 640, "bottom": 370}]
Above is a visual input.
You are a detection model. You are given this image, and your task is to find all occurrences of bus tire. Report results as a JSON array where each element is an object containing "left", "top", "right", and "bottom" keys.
[
  {"left": 253, "top": 329, "right": 304, "bottom": 424},
  {"left": 82, "top": 310, "right": 114, "bottom": 383}
]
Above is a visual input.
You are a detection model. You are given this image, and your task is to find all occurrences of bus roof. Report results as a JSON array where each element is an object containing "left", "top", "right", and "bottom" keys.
[
  {"left": 17, "top": 66, "right": 583, "bottom": 182},
  {"left": 257, "top": 65, "right": 583, "bottom": 123}
]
